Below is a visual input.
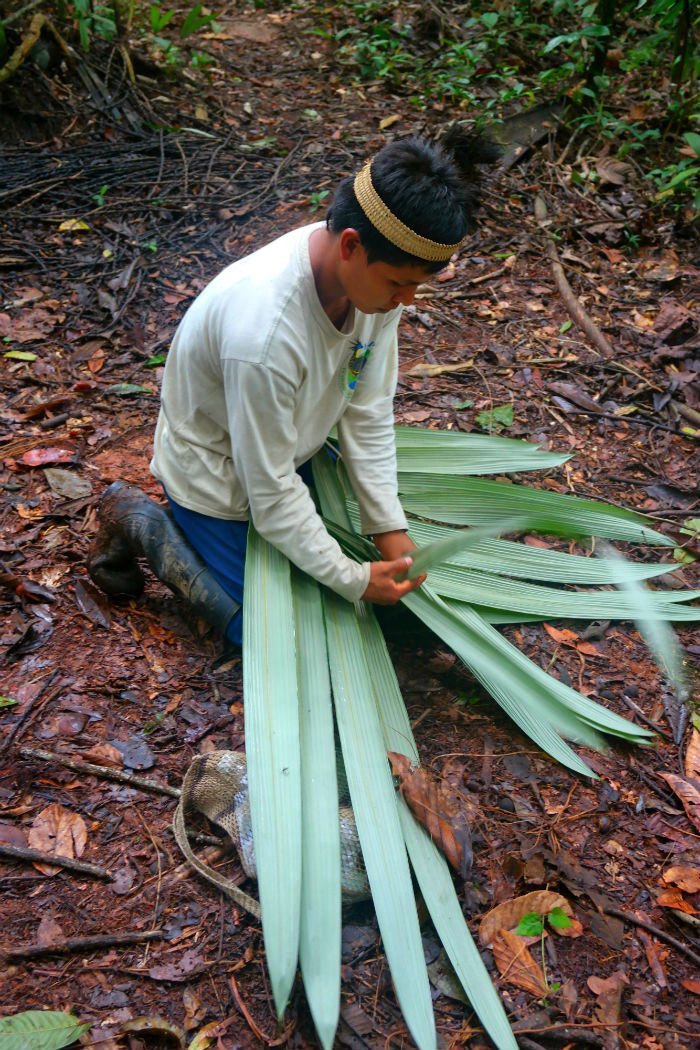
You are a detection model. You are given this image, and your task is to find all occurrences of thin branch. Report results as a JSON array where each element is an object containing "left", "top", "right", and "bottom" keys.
[
  {"left": 19, "top": 747, "right": 181, "bottom": 798},
  {"left": 1, "top": 673, "right": 66, "bottom": 753},
  {"left": 0, "top": 842, "right": 111, "bottom": 879},
  {"left": 4, "top": 929, "right": 164, "bottom": 962}
]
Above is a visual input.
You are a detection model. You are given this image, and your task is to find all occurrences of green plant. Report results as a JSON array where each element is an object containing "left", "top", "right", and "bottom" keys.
[
  {"left": 70, "top": 0, "right": 117, "bottom": 49},
  {"left": 308, "top": 189, "right": 330, "bottom": 213},
  {"left": 515, "top": 907, "right": 572, "bottom": 997},
  {"left": 92, "top": 183, "right": 109, "bottom": 207},
  {"left": 142, "top": 2, "right": 217, "bottom": 70},
  {"left": 648, "top": 129, "right": 700, "bottom": 216},
  {"left": 242, "top": 424, "right": 699, "bottom": 1049}
]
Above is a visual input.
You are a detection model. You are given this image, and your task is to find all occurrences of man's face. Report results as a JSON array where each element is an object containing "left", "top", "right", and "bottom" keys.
[{"left": 339, "top": 232, "right": 434, "bottom": 315}]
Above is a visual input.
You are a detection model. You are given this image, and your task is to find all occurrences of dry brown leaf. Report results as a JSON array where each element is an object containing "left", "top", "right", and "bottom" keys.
[
  {"left": 28, "top": 803, "right": 88, "bottom": 875},
  {"left": 389, "top": 752, "right": 472, "bottom": 878},
  {"left": 478, "top": 890, "right": 573, "bottom": 947},
  {"left": 82, "top": 742, "right": 124, "bottom": 768},
  {"left": 685, "top": 729, "right": 700, "bottom": 781},
  {"left": 36, "top": 914, "right": 65, "bottom": 946},
  {"left": 659, "top": 772, "right": 700, "bottom": 835},
  {"left": 662, "top": 866, "right": 700, "bottom": 894},
  {"left": 681, "top": 978, "right": 700, "bottom": 995},
  {"left": 553, "top": 916, "right": 584, "bottom": 938},
  {"left": 403, "top": 361, "right": 474, "bottom": 378},
  {"left": 491, "top": 928, "right": 548, "bottom": 997},
  {"left": 587, "top": 970, "right": 628, "bottom": 1028},
  {"left": 595, "top": 158, "right": 634, "bottom": 187},
  {"left": 657, "top": 888, "right": 697, "bottom": 914}
]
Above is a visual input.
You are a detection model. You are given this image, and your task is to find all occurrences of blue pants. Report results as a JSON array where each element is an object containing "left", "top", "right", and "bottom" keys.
[
  {"left": 165, "top": 495, "right": 248, "bottom": 644},
  {"left": 164, "top": 461, "right": 315, "bottom": 646}
]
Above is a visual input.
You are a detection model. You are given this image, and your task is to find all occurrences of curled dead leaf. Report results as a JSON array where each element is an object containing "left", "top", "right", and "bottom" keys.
[
  {"left": 587, "top": 970, "right": 628, "bottom": 1029},
  {"left": 479, "top": 890, "right": 573, "bottom": 947},
  {"left": 389, "top": 751, "right": 472, "bottom": 878},
  {"left": 28, "top": 803, "right": 88, "bottom": 875},
  {"left": 491, "top": 928, "right": 548, "bottom": 997},
  {"left": 662, "top": 865, "right": 700, "bottom": 894},
  {"left": 660, "top": 772, "right": 700, "bottom": 835},
  {"left": 657, "top": 887, "right": 697, "bottom": 914},
  {"left": 685, "top": 728, "right": 700, "bottom": 781}
]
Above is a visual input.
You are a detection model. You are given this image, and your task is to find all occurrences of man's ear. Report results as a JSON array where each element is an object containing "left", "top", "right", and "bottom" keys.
[{"left": 338, "top": 228, "right": 363, "bottom": 261}]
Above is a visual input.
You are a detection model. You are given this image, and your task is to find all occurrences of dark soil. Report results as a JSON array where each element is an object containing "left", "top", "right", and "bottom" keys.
[{"left": 1, "top": 5, "right": 700, "bottom": 1050}]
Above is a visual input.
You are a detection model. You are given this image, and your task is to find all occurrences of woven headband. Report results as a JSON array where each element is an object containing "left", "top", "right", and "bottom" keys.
[{"left": 353, "top": 161, "right": 463, "bottom": 263}]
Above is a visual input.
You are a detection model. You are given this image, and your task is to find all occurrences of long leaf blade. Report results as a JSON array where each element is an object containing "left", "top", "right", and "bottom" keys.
[
  {"left": 355, "top": 604, "right": 519, "bottom": 1050},
  {"left": 395, "top": 476, "right": 671, "bottom": 545},
  {"left": 243, "top": 525, "right": 301, "bottom": 1017},
  {"left": 598, "top": 543, "right": 690, "bottom": 702},
  {"left": 324, "top": 588, "right": 436, "bottom": 1050},
  {"left": 294, "top": 570, "right": 341, "bottom": 1050},
  {"left": 394, "top": 424, "right": 571, "bottom": 474}
]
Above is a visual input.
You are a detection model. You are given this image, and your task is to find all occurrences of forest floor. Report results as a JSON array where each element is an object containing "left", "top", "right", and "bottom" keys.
[{"left": 1, "top": 3, "right": 700, "bottom": 1050}]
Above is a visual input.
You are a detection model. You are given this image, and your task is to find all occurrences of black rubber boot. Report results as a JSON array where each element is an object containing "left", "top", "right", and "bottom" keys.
[{"left": 88, "top": 481, "right": 239, "bottom": 637}]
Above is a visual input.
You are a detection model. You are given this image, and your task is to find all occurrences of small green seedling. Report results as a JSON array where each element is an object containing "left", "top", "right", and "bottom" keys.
[
  {"left": 515, "top": 907, "right": 572, "bottom": 999},
  {"left": 308, "top": 189, "right": 330, "bottom": 213}
]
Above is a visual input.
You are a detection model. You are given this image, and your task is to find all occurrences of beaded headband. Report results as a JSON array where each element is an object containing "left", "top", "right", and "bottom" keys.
[{"left": 353, "top": 160, "right": 463, "bottom": 263}]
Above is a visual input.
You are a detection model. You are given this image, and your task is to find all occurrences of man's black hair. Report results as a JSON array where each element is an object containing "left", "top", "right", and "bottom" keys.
[{"left": 326, "top": 129, "right": 498, "bottom": 272}]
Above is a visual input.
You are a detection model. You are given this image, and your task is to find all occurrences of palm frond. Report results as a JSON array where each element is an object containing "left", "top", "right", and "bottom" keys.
[
  {"left": 294, "top": 570, "right": 341, "bottom": 1050},
  {"left": 243, "top": 526, "right": 302, "bottom": 1017}
]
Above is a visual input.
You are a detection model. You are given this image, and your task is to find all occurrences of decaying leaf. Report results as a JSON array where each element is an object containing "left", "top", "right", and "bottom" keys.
[
  {"left": 148, "top": 949, "right": 205, "bottom": 982},
  {"left": 43, "top": 468, "right": 92, "bottom": 500},
  {"left": 388, "top": 752, "right": 472, "bottom": 878},
  {"left": 685, "top": 729, "right": 700, "bottom": 781},
  {"left": 681, "top": 978, "right": 700, "bottom": 995},
  {"left": 491, "top": 928, "right": 548, "bottom": 997},
  {"left": 27, "top": 803, "right": 88, "bottom": 875},
  {"left": 587, "top": 970, "right": 628, "bottom": 1029},
  {"left": 73, "top": 579, "right": 112, "bottom": 629},
  {"left": 660, "top": 772, "right": 700, "bottom": 835},
  {"left": 403, "top": 360, "right": 474, "bottom": 378},
  {"left": 20, "top": 447, "right": 77, "bottom": 469},
  {"left": 662, "top": 866, "right": 700, "bottom": 894},
  {"left": 82, "top": 742, "right": 124, "bottom": 767},
  {"left": 479, "top": 890, "right": 573, "bottom": 947},
  {"left": 657, "top": 887, "right": 697, "bottom": 913},
  {"left": 542, "top": 623, "right": 599, "bottom": 657}
]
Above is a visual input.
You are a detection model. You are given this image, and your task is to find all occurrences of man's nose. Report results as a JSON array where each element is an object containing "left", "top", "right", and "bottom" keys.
[{"left": 393, "top": 285, "right": 418, "bottom": 307}]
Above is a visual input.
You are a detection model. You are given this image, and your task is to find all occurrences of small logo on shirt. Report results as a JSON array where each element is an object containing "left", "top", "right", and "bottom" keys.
[{"left": 342, "top": 340, "right": 374, "bottom": 398}]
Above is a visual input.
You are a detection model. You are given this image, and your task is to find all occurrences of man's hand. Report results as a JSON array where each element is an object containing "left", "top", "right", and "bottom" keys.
[
  {"left": 362, "top": 556, "right": 424, "bottom": 604},
  {"left": 360, "top": 530, "right": 426, "bottom": 605}
]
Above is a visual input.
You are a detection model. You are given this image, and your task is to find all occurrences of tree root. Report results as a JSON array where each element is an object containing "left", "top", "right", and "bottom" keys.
[{"left": 0, "top": 12, "right": 74, "bottom": 85}]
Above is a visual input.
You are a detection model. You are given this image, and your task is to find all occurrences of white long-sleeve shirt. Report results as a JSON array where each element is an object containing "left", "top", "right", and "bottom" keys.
[{"left": 150, "top": 223, "right": 408, "bottom": 602}]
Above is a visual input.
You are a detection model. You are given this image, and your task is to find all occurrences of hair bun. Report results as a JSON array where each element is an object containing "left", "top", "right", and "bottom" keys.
[{"left": 440, "top": 124, "right": 501, "bottom": 183}]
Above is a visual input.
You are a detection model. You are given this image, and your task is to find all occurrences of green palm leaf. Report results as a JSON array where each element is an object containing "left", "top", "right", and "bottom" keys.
[
  {"left": 394, "top": 424, "right": 571, "bottom": 474},
  {"left": 294, "top": 569, "right": 341, "bottom": 1050},
  {"left": 243, "top": 526, "right": 301, "bottom": 1017},
  {"left": 394, "top": 475, "right": 671, "bottom": 545},
  {"left": 355, "top": 602, "right": 519, "bottom": 1050},
  {"left": 324, "top": 587, "right": 436, "bottom": 1050}
]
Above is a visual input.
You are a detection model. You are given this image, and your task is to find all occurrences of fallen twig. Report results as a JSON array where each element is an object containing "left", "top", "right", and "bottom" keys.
[
  {"left": 19, "top": 746, "right": 181, "bottom": 798},
  {"left": 599, "top": 904, "right": 700, "bottom": 969},
  {"left": 1, "top": 674, "right": 66, "bottom": 754},
  {"left": 229, "top": 973, "right": 296, "bottom": 1046},
  {"left": 3, "top": 929, "right": 164, "bottom": 962},
  {"left": 0, "top": 842, "right": 111, "bottom": 880},
  {"left": 534, "top": 195, "right": 615, "bottom": 358}
]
